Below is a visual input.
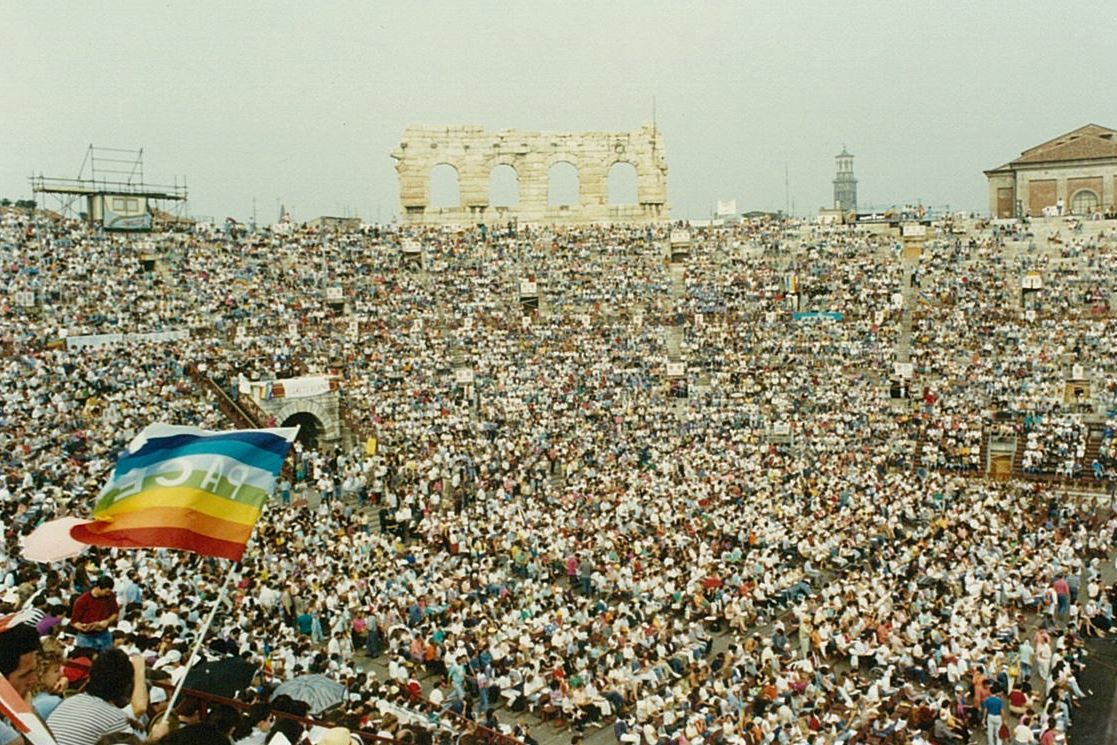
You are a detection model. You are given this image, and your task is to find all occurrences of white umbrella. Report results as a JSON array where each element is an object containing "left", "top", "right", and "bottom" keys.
[{"left": 20, "top": 516, "right": 92, "bottom": 563}]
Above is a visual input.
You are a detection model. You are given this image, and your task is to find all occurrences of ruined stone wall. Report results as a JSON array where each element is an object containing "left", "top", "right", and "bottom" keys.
[{"left": 391, "top": 124, "right": 669, "bottom": 225}]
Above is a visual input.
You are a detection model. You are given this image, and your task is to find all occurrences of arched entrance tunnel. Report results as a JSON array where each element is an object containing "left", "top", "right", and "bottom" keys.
[{"left": 282, "top": 411, "right": 324, "bottom": 450}]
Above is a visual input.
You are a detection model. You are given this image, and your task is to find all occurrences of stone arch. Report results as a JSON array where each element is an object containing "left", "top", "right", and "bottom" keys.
[
  {"left": 489, "top": 164, "right": 519, "bottom": 207},
  {"left": 544, "top": 152, "right": 583, "bottom": 170},
  {"left": 429, "top": 162, "right": 461, "bottom": 208},
  {"left": 548, "top": 160, "right": 580, "bottom": 206},
  {"left": 282, "top": 411, "right": 324, "bottom": 450},
  {"left": 274, "top": 398, "right": 333, "bottom": 450},
  {"left": 607, "top": 161, "right": 639, "bottom": 205},
  {"left": 1069, "top": 189, "right": 1099, "bottom": 215}
]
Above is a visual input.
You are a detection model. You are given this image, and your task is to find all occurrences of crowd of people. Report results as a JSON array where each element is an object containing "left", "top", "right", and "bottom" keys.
[{"left": 2, "top": 206, "right": 1117, "bottom": 745}]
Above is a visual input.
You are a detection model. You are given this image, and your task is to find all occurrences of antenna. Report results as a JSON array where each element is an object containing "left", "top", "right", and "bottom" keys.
[{"left": 784, "top": 163, "right": 790, "bottom": 217}]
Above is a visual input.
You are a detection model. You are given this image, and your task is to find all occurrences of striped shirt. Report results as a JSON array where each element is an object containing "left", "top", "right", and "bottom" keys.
[{"left": 46, "top": 693, "right": 133, "bottom": 745}]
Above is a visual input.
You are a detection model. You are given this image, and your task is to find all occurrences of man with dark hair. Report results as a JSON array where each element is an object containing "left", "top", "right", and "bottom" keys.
[
  {"left": 48, "top": 649, "right": 152, "bottom": 745},
  {"left": 71, "top": 576, "right": 120, "bottom": 652},
  {"left": 0, "top": 623, "right": 43, "bottom": 745}
]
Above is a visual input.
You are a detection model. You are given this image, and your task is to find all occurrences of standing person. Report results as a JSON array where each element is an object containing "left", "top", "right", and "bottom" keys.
[
  {"left": 1052, "top": 576, "right": 1070, "bottom": 621},
  {"left": 981, "top": 689, "right": 1005, "bottom": 745},
  {"left": 1034, "top": 634, "right": 1052, "bottom": 685},
  {"left": 364, "top": 611, "right": 381, "bottom": 658},
  {"left": 448, "top": 656, "right": 467, "bottom": 702},
  {"left": 116, "top": 571, "right": 142, "bottom": 611},
  {"left": 1018, "top": 637, "right": 1034, "bottom": 682},
  {"left": 70, "top": 576, "right": 119, "bottom": 652},
  {"left": 280, "top": 583, "right": 296, "bottom": 629},
  {"left": 0, "top": 623, "right": 42, "bottom": 745}
]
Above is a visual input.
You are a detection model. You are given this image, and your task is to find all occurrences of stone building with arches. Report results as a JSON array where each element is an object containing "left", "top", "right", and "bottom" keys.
[
  {"left": 239, "top": 375, "right": 342, "bottom": 450},
  {"left": 391, "top": 124, "right": 669, "bottom": 224},
  {"left": 985, "top": 124, "right": 1117, "bottom": 218}
]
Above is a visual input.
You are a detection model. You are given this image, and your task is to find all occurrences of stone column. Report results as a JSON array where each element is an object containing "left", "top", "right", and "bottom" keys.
[
  {"left": 517, "top": 155, "right": 548, "bottom": 222},
  {"left": 579, "top": 158, "right": 608, "bottom": 216},
  {"left": 458, "top": 158, "right": 489, "bottom": 211}
]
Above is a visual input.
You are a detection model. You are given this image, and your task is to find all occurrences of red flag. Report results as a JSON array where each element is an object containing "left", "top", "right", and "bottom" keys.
[
  {"left": 0, "top": 673, "right": 58, "bottom": 745},
  {"left": 0, "top": 607, "right": 44, "bottom": 634}
]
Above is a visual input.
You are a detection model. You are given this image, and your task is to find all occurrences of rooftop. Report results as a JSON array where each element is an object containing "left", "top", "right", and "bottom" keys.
[{"left": 990, "top": 124, "right": 1117, "bottom": 171}]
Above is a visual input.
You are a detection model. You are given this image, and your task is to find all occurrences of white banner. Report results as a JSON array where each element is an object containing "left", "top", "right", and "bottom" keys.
[
  {"left": 66, "top": 329, "right": 189, "bottom": 351},
  {"left": 275, "top": 375, "right": 333, "bottom": 399},
  {"left": 716, "top": 199, "right": 737, "bottom": 217}
]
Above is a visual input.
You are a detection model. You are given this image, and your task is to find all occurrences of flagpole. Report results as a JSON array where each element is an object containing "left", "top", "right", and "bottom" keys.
[
  {"left": 159, "top": 487, "right": 283, "bottom": 725},
  {"left": 161, "top": 558, "right": 238, "bottom": 724}
]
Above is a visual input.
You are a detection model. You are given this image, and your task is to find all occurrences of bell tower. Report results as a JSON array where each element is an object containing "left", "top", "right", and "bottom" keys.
[{"left": 833, "top": 147, "right": 857, "bottom": 212}]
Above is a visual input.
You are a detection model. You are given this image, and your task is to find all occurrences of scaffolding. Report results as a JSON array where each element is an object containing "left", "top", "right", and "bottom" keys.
[{"left": 30, "top": 145, "right": 188, "bottom": 228}]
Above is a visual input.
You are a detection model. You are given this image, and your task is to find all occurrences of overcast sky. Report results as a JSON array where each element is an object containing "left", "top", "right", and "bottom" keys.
[{"left": 4, "top": 2, "right": 1115, "bottom": 222}]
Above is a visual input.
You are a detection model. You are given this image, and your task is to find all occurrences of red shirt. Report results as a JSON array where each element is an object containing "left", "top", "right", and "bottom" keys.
[{"left": 71, "top": 591, "right": 119, "bottom": 625}]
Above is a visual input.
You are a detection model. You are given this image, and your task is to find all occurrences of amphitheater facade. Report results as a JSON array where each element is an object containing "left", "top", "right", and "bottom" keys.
[{"left": 392, "top": 124, "right": 669, "bottom": 225}]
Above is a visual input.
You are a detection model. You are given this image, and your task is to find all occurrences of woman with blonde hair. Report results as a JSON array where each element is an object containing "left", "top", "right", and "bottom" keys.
[{"left": 30, "top": 637, "right": 67, "bottom": 721}]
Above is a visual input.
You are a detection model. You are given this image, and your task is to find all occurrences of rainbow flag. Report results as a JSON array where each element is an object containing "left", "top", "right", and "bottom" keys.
[{"left": 70, "top": 424, "right": 297, "bottom": 561}]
